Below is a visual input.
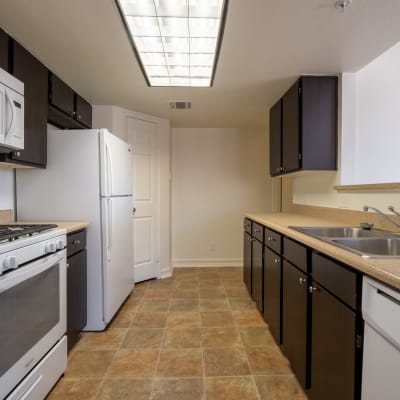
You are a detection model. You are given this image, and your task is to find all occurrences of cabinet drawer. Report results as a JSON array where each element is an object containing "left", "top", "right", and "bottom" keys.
[
  {"left": 67, "top": 230, "right": 86, "bottom": 257},
  {"left": 244, "top": 218, "right": 252, "bottom": 234},
  {"left": 312, "top": 253, "right": 357, "bottom": 309},
  {"left": 283, "top": 237, "right": 307, "bottom": 273},
  {"left": 252, "top": 222, "right": 264, "bottom": 242},
  {"left": 265, "top": 228, "right": 282, "bottom": 253}
]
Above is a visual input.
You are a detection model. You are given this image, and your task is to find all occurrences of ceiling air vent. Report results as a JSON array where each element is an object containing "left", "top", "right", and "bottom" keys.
[{"left": 169, "top": 101, "right": 192, "bottom": 110}]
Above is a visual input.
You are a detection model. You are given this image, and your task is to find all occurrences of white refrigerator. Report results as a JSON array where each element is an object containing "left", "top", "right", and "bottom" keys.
[{"left": 16, "top": 128, "right": 134, "bottom": 331}]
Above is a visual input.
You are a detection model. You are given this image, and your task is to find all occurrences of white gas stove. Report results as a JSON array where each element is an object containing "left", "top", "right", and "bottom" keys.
[{"left": 0, "top": 224, "right": 67, "bottom": 400}]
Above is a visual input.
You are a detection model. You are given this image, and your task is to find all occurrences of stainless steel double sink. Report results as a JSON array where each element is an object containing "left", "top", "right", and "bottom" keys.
[{"left": 290, "top": 226, "right": 400, "bottom": 258}]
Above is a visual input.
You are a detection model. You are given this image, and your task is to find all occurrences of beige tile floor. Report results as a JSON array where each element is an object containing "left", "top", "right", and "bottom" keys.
[{"left": 47, "top": 267, "right": 308, "bottom": 400}]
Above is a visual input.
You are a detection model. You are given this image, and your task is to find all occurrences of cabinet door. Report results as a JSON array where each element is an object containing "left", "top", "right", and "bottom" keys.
[
  {"left": 76, "top": 94, "right": 92, "bottom": 128},
  {"left": 252, "top": 238, "right": 263, "bottom": 312},
  {"left": 269, "top": 99, "right": 282, "bottom": 176},
  {"left": 310, "top": 283, "right": 356, "bottom": 400},
  {"left": 243, "top": 231, "right": 252, "bottom": 295},
  {"left": 50, "top": 74, "right": 75, "bottom": 117},
  {"left": 11, "top": 41, "right": 47, "bottom": 167},
  {"left": 0, "top": 28, "right": 8, "bottom": 71},
  {"left": 67, "top": 250, "right": 87, "bottom": 351},
  {"left": 263, "top": 247, "right": 281, "bottom": 344},
  {"left": 282, "top": 260, "right": 308, "bottom": 388},
  {"left": 282, "top": 80, "right": 300, "bottom": 173}
]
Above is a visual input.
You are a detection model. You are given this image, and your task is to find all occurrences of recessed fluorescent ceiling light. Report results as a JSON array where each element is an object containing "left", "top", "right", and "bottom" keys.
[{"left": 116, "top": 0, "right": 228, "bottom": 87}]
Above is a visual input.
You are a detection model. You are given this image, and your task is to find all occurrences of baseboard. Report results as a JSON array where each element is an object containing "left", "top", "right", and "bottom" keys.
[
  {"left": 160, "top": 262, "right": 173, "bottom": 278},
  {"left": 172, "top": 258, "right": 243, "bottom": 268}
]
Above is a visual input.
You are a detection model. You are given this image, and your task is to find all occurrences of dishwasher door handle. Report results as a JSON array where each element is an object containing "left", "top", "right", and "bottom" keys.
[{"left": 377, "top": 289, "right": 400, "bottom": 307}]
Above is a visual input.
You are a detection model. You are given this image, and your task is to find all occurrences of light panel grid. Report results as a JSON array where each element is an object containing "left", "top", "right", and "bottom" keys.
[{"left": 117, "top": 0, "right": 227, "bottom": 87}]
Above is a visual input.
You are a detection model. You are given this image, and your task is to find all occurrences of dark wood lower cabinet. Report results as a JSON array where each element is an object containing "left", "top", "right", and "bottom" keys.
[
  {"left": 243, "top": 231, "right": 252, "bottom": 296},
  {"left": 282, "top": 260, "right": 308, "bottom": 388},
  {"left": 67, "top": 248, "right": 87, "bottom": 352},
  {"left": 310, "top": 283, "right": 357, "bottom": 400},
  {"left": 263, "top": 246, "right": 281, "bottom": 344},
  {"left": 252, "top": 238, "right": 263, "bottom": 312}
]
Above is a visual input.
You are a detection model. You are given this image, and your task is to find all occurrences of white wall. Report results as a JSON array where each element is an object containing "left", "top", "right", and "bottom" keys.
[
  {"left": 171, "top": 127, "right": 272, "bottom": 267},
  {"left": 0, "top": 169, "right": 14, "bottom": 210}
]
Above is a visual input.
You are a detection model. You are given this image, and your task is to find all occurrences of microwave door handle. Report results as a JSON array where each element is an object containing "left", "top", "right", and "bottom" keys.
[
  {"left": 105, "top": 144, "right": 113, "bottom": 195},
  {"left": 4, "top": 90, "right": 14, "bottom": 139}
]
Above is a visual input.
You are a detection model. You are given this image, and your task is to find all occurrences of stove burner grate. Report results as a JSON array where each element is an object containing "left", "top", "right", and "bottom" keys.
[{"left": 0, "top": 224, "right": 58, "bottom": 242}]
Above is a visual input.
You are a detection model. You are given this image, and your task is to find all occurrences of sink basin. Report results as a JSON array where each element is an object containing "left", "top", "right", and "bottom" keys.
[
  {"left": 331, "top": 238, "right": 400, "bottom": 258},
  {"left": 291, "top": 226, "right": 387, "bottom": 238}
]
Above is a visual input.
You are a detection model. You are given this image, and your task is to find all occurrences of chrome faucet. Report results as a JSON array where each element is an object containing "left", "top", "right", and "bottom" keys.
[
  {"left": 363, "top": 205, "right": 400, "bottom": 229},
  {"left": 388, "top": 206, "right": 400, "bottom": 217}
]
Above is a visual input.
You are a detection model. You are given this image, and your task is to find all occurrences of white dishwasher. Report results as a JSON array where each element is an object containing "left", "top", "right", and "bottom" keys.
[{"left": 362, "top": 276, "right": 400, "bottom": 400}]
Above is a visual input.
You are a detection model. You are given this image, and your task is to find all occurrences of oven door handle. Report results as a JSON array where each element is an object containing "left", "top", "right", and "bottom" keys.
[{"left": 0, "top": 250, "right": 66, "bottom": 292}]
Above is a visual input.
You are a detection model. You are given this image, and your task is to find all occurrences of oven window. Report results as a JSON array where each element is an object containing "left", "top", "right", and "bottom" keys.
[{"left": 0, "top": 264, "right": 60, "bottom": 377}]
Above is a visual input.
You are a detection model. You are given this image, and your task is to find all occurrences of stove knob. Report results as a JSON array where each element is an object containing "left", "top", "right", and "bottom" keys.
[
  {"left": 45, "top": 242, "right": 57, "bottom": 253},
  {"left": 56, "top": 239, "right": 65, "bottom": 250},
  {"left": 3, "top": 256, "right": 18, "bottom": 270}
]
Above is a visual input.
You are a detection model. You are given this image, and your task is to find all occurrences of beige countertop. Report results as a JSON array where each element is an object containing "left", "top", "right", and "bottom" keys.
[
  {"left": 16, "top": 221, "right": 89, "bottom": 234},
  {"left": 246, "top": 212, "right": 400, "bottom": 291}
]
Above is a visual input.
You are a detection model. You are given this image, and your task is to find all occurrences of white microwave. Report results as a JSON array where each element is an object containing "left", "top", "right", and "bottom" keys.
[{"left": 0, "top": 67, "right": 24, "bottom": 152}]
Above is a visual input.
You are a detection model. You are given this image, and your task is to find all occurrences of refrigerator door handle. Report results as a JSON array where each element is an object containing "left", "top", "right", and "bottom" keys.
[
  {"left": 105, "top": 143, "right": 113, "bottom": 195},
  {"left": 107, "top": 198, "right": 113, "bottom": 261}
]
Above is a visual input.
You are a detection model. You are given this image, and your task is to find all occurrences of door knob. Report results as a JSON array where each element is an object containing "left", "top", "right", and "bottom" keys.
[{"left": 132, "top": 208, "right": 136, "bottom": 214}]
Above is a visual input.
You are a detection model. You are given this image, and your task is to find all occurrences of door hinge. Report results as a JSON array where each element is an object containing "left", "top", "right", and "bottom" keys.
[
  {"left": 356, "top": 334, "right": 363, "bottom": 349},
  {"left": 298, "top": 153, "right": 302, "bottom": 160}
]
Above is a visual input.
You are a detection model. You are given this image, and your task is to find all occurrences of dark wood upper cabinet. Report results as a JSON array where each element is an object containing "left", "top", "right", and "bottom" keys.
[
  {"left": 48, "top": 73, "right": 92, "bottom": 129},
  {"left": 76, "top": 94, "right": 92, "bottom": 128},
  {"left": 269, "top": 76, "right": 338, "bottom": 176},
  {"left": 282, "top": 80, "right": 301, "bottom": 173},
  {"left": 0, "top": 27, "right": 9, "bottom": 71},
  {"left": 0, "top": 41, "right": 48, "bottom": 168},
  {"left": 269, "top": 99, "right": 282, "bottom": 176},
  {"left": 49, "top": 73, "right": 75, "bottom": 117}
]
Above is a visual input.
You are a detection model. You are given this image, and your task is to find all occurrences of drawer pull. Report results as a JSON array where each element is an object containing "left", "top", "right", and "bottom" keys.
[
  {"left": 254, "top": 229, "right": 261, "bottom": 233},
  {"left": 72, "top": 239, "right": 81, "bottom": 245},
  {"left": 299, "top": 277, "right": 307, "bottom": 285},
  {"left": 267, "top": 237, "right": 276, "bottom": 242},
  {"left": 274, "top": 259, "right": 280, "bottom": 264},
  {"left": 309, "top": 286, "right": 319, "bottom": 293}
]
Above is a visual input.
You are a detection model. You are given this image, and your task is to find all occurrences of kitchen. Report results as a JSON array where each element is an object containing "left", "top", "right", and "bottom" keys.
[{"left": 0, "top": 0, "right": 400, "bottom": 399}]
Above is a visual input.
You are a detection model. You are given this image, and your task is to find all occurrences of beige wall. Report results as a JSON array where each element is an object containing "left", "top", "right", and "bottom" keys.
[
  {"left": 171, "top": 127, "right": 273, "bottom": 267},
  {"left": 0, "top": 169, "right": 14, "bottom": 211}
]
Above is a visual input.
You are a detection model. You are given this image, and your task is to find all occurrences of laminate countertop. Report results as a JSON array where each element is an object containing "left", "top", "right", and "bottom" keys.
[
  {"left": 246, "top": 212, "right": 400, "bottom": 291},
  {"left": 16, "top": 221, "right": 89, "bottom": 234}
]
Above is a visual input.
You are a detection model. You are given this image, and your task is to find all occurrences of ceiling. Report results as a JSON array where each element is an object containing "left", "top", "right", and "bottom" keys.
[{"left": 1, "top": 0, "right": 400, "bottom": 129}]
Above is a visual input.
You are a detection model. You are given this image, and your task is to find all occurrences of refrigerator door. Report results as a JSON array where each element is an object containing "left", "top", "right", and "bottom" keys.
[
  {"left": 100, "top": 129, "right": 133, "bottom": 197},
  {"left": 101, "top": 196, "right": 134, "bottom": 323}
]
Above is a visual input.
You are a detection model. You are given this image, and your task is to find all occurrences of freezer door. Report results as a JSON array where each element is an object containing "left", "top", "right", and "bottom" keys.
[
  {"left": 101, "top": 196, "right": 134, "bottom": 323},
  {"left": 100, "top": 129, "right": 133, "bottom": 196}
]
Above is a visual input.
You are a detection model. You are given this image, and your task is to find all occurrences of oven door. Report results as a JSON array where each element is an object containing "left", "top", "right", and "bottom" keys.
[{"left": 0, "top": 249, "right": 66, "bottom": 400}]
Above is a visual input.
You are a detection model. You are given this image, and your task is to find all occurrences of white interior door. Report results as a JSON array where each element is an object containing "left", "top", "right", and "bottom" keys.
[{"left": 126, "top": 117, "right": 159, "bottom": 282}]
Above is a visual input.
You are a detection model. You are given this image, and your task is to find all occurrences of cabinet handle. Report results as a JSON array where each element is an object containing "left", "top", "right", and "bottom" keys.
[
  {"left": 66, "top": 263, "right": 70, "bottom": 269},
  {"left": 275, "top": 167, "right": 281, "bottom": 173},
  {"left": 247, "top": 237, "right": 252, "bottom": 241},
  {"left": 72, "top": 111, "right": 76, "bottom": 116},
  {"left": 14, "top": 151, "right": 21, "bottom": 157},
  {"left": 72, "top": 239, "right": 81, "bottom": 245},
  {"left": 78, "top": 114, "right": 81, "bottom": 119},
  {"left": 299, "top": 277, "right": 307, "bottom": 285},
  {"left": 309, "top": 286, "right": 319, "bottom": 293},
  {"left": 254, "top": 229, "right": 261, "bottom": 233},
  {"left": 267, "top": 237, "right": 275, "bottom": 242},
  {"left": 274, "top": 259, "right": 280, "bottom": 264}
]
